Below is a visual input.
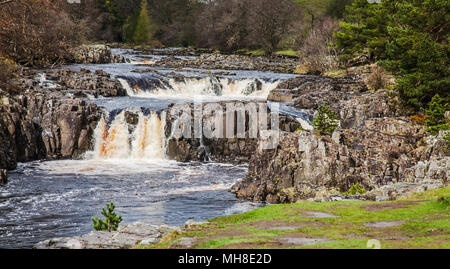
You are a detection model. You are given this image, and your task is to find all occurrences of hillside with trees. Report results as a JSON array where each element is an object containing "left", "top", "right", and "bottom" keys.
[{"left": 0, "top": 0, "right": 449, "bottom": 128}]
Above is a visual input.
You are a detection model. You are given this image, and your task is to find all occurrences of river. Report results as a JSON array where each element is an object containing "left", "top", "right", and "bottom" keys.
[{"left": 0, "top": 48, "right": 307, "bottom": 248}]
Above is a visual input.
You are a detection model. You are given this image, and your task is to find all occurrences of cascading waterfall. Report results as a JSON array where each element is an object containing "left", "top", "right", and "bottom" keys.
[
  {"left": 86, "top": 110, "right": 166, "bottom": 160},
  {"left": 119, "top": 75, "right": 280, "bottom": 99}
]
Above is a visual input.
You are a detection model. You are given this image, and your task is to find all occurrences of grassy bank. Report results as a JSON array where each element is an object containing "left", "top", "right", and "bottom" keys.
[{"left": 138, "top": 187, "right": 450, "bottom": 249}]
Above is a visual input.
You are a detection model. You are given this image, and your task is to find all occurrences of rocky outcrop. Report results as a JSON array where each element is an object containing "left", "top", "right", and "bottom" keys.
[
  {"left": 143, "top": 53, "right": 299, "bottom": 73},
  {"left": 70, "top": 45, "right": 126, "bottom": 64},
  {"left": 163, "top": 101, "right": 301, "bottom": 163},
  {"left": 45, "top": 68, "right": 128, "bottom": 98},
  {"left": 0, "top": 68, "right": 126, "bottom": 171},
  {"left": 233, "top": 121, "right": 448, "bottom": 203},
  {"left": 269, "top": 75, "right": 400, "bottom": 129},
  {"left": 34, "top": 222, "right": 176, "bottom": 249},
  {"left": 0, "top": 91, "right": 102, "bottom": 170},
  {"left": 234, "top": 75, "right": 449, "bottom": 203}
]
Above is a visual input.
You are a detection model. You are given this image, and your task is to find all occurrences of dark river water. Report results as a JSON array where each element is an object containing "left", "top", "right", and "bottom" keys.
[{"left": 0, "top": 160, "right": 260, "bottom": 248}]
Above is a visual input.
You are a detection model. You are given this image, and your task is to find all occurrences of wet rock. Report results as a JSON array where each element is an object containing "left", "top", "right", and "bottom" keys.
[
  {"left": 34, "top": 222, "right": 176, "bottom": 249},
  {"left": 164, "top": 101, "right": 300, "bottom": 164},
  {"left": 0, "top": 69, "right": 106, "bottom": 170},
  {"left": 70, "top": 45, "right": 126, "bottom": 64},
  {"left": 45, "top": 68, "right": 127, "bottom": 98},
  {"left": 364, "top": 221, "right": 405, "bottom": 228},
  {"left": 146, "top": 52, "right": 299, "bottom": 73},
  {"left": 302, "top": 212, "right": 338, "bottom": 218}
]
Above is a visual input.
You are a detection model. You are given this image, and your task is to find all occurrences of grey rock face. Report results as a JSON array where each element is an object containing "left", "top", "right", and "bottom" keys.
[
  {"left": 34, "top": 222, "right": 176, "bottom": 249},
  {"left": 163, "top": 101, "right": 301, "bottom": 164},
  {"left": 70, "top": 45, "right": 126, "bottom": 64},
  {"left": 146, "top": 52, "right": 299, "bottom": 73},
  {"left": 0, "top": 68, "right": 128, "bottom": 171},
  {"left": 233, "top": 75, "right": 449, "bottom": 203}
]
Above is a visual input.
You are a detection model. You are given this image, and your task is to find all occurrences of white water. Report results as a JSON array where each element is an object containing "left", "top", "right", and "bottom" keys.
[
  {"left": 85, "top": 110, "right": 167, "bottom": 160},
  {"left": 120, "top": 76, "right": 279, "bottom": 100}
]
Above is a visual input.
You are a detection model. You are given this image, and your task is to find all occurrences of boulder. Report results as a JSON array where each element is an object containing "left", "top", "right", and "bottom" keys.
[
  {"left": 34, "top": 222, "right": 177, "bottom": 249},
  {"left": 70, "top": 45, "right": 126, "bottom": 64}
]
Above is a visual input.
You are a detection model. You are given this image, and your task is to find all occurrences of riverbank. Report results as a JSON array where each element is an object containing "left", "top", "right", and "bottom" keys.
[
  {"left": 137, "top": 187, "right": 450, "bottom": 249},
  {"left": 34, "top": 186, "right": 449, "bottom": 249}
]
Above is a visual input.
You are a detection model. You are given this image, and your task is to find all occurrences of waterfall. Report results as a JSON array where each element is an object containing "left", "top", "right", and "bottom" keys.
[
  {"left": 86, "top": 110, "right": 167, "bottom": 160},
  {"left": 120, "top": 75, "right": 280, "bottom": 99}
]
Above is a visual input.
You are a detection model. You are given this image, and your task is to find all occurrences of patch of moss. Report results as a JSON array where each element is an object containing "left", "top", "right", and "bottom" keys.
[
  {"left": 275, "top": 49, "right": 299, "bottom": 57},
  {"left": 342, "top": 183, "right": 367, "bottom": 196}
]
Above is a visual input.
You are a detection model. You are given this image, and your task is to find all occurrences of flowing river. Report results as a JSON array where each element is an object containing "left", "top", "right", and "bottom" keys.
[{"left": 0, "top": 49, "right": 308, "bottom": 248}]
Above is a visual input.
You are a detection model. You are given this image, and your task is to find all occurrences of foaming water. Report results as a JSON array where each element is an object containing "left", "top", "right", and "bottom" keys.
[
  {"left": 0, "top": 160, "right": 259, "bottom": 248},
  {"left": 122, "top": 77, "right": 279, "bottom": 100},
  {"left": 86, "top": 110, "right": 166, "bottom": 160}
]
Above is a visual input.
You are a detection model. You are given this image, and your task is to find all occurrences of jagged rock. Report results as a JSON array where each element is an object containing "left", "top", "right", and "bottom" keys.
[
  {"left": 164, "top": 101, "right": 300, "bottom": 164},
  {"left": 70, "top": 45, "right": 126, "bottom": 64},
  {"left": 147, "top": 52, "right": 299, "bottom": 73},
  {"left": 0, "top": 69, "right": 110, "bottom": 170},
  {"left": 45, "top": 68, "right": 127, "bottom": 97},
  {"left": 243, "top": 74, "right": 436, "bottom": 203}
]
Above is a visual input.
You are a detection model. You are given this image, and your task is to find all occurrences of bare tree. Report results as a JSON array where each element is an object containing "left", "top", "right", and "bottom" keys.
[
  {"left": 247, "top": 0, "right": 300, "bottom": 54},
  {"left": 0, "top": 0, "right": 86, "bottom": 66}
]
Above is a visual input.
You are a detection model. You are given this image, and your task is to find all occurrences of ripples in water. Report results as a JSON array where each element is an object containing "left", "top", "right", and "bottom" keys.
[{"left": 0, "top": 160, "right": 261, "bottom": 248}]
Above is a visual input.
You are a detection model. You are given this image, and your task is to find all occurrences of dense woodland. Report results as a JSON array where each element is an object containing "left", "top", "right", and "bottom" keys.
[{"left": 0, "top": 0, "right": 448, "bottom": 129}]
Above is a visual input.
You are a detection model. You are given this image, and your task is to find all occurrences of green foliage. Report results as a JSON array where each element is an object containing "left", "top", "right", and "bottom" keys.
[
  {"left": 343, "top": 183, "right": 366, "bottom": 196},
  {"left": 326, "top": 0, "right": 354, "bottom": 19},
  {"left": 334, "top": 0, "right": 450, "bottom": 109},
  {"left": 312, "top": 105, "right": 340, "bottom": 135},
  {"left": 437, "top": 196, "right": 450, "bottom": 208},
  {"left": 423, "top": 94, "right": 450, "bottom": 134},
  {"left": 92, "top": 202, "right": 123, "bottom": 232},
  {"left": 123, "top": 0, "right": 157, "bottom": 44}
]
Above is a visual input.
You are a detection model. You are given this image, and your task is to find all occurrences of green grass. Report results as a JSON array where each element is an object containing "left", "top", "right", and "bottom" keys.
[
  {"left": 275, "top": 49, "right": 299, "bottom": 57},
  {"left": 137, "top": 187, "right": 450, "bottom": 249},
  {"left": 236, "top": 49, "right": 266, "bottom": 56},
  {"left": 295, "top": 0, "right": 331, "bottom": 14}
]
